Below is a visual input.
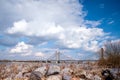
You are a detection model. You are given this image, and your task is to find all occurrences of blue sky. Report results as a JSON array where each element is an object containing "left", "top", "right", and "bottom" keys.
[
  {"left": 82, "top": 0, "right": 120, "bottom": 38},
  {"left": 0, "top": 0, "right": 120, "bottom": 60}
]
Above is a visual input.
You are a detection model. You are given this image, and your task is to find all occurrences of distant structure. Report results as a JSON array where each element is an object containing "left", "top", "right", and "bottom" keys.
[
  {"left": 47, "top": 50, "right": 74, "bottom": 63},
  {"left": 55, "top": 51, "right": 60, "bottom": 63},
  {"left": 101, "top": 48, "right": 104, "bottom": 59},
  {"left": 46, "top": 50, "right": 98, "bottom": 63}
]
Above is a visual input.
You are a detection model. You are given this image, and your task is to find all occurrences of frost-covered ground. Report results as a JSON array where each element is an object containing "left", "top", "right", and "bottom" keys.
[{"left": 0, "top": 62, "right": 119, "bottom": 80}]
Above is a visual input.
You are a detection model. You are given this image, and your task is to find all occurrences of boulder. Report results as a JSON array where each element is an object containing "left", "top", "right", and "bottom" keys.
[
  {"left": 29, "top": 71, "right": 42, "bottom": 80},
  {"left": 47, "top": 74, "right": 62, "bottom": 80},
  {"left": 34, "top": 66, "right": 47, "bottom": 76},
  {"left": 48, "top": 65, "right": 60, "bottom": 75}
]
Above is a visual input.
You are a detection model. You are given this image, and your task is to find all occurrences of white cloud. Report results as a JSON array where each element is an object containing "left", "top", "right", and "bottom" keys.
[
  {"left": 7, "top": 19, "right": 28, "bottom": 34},
  {"left": 10, "top": 41, "right": 33, "bottom": 56},
  {"left": 9, "top": 41, "right": 48, "bottom": 58},
  {"left": 34, "top": 52, "right": 45, "bottom": 57},
  {"left": 85, "top": 20, "right": 101, "bottom": 27},
  {"left": 5, "top": 0, "right": 109, "bottom": 53},
  {"left": 108, "top": 20, "right": 114, "bottom": 24},
  {"left": 57, "top": 27, "right": 105, "bottom": 51}
]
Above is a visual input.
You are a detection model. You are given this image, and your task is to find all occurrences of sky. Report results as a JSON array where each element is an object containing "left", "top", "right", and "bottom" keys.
[{"left": 0, "top": 0, "right": 120, "bottom": 60}]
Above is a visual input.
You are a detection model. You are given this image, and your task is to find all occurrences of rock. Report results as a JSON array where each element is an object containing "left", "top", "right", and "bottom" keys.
[
  {"left": 4, "top": 77, "right": 12, "bottom": 80},
  {"left": 46, "top": 74, "right": 62, "bottom": 80},
  {"left": 34, "top": 66, "right": 47, "bottom": 76},
  {"left": 63, "top": 74, "right": 71, "bottom": 80},
  {"left": 15, "top": 72, "right": 23, "bottom": 78},
  {"left": 94, "top": 75, "right": 101, "bottom": 80},
  {"left": 48, "top": 65, "right": 60, "bottom": 75},
  {"left": 29, "top": 71, "right": 42, "bottom": 80},
  {"left": 23, "top": 72, "right": 31, "bottom": 78},
  {"left": 61, "top": 68, "right": 73, "bottom": 75},
  {"left": 86, "top": 73, "right": 93, "bottom": 79}
]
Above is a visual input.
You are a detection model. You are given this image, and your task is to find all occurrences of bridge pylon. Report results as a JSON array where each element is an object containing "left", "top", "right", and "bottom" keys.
[{"left": 47, "top": 50, "right": 74, "bottom": 63}]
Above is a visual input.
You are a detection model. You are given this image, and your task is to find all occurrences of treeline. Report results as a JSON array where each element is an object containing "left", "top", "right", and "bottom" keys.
[{"left": 0, "top": 60, "right": 46, "bottom": 62}]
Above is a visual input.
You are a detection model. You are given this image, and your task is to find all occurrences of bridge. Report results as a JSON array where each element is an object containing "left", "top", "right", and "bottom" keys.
[
  {"left": 45, "top": 51, "right": 97, "bottom": 63},
  {"left": 46, "top": 51, "right": 74, "bottom": 63}
]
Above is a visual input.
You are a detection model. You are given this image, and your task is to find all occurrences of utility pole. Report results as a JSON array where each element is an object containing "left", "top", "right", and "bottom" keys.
[{"left": 101, "top": 48, "right": 104, "bottom": 59}]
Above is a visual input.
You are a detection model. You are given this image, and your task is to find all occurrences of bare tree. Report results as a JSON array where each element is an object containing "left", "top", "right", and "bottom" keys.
[
  {"left": 98, "top": 40, "right": 120, "bottom": 79},
  {"left": 104, "top": 40, "right": 120, "bottom": 68},
  {"left": 103, "top": 40, "right": 120, "bottom": 79}
]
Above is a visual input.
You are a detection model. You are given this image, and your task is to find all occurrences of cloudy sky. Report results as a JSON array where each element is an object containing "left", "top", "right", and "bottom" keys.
[{"left": 0, "top": 0, "right": 120, "bottom": 60}]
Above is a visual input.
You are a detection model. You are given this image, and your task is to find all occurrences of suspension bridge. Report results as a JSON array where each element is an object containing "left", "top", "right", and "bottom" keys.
[
  {"left": 44, "top": 51, "right": 97, "bottom": 63},
  {"left": 46, "top": 51, "right": 74, "bottom": 63}
]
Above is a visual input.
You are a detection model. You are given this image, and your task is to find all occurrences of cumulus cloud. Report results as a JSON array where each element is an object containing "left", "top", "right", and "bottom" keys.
[
  {"left": 4, "top": 0, "right": 108, "bottom": 53},
  {"left": 10, "top": 41, "right": 48, "bottom": 58},
  {"left": 7, "top": 19, "right": 28, "bottom": 34},
  {"left": 57, "top": 27, "right": 105, "bottom": 52},
  {"left": 0, "top": 0, "right": 112, "bottom": 60},
  {"left": 10, "top": 42, "right": 33, "bottom": 56}
]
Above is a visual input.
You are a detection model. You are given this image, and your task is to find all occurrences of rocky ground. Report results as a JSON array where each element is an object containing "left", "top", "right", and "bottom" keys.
[{"left": 0, "top": 62, "right": 119, "bottom": 80}]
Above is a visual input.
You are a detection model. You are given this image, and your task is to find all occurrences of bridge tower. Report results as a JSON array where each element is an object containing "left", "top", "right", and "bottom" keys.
[
  {"left": 47, "top": 50, "right": 74, "bottom": 63},
  {"left": 55, "top": 51, "right": 60, "bottom": 63}
]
